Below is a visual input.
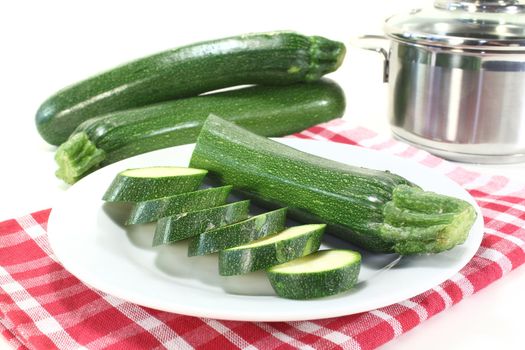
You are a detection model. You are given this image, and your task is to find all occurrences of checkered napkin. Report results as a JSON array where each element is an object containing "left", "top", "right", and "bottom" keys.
[{"left": 2, "top": 119, "right": 525, "bottom": 350}]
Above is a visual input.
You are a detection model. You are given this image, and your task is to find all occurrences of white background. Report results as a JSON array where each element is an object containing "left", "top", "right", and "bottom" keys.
[{"left": 1, "top": 0, "right": 525, "bottom": 349}]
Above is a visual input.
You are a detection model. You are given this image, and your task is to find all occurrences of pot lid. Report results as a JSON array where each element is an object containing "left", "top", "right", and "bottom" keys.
[{"left": 384, "top": 0, "right": 525, "bottom": 51}]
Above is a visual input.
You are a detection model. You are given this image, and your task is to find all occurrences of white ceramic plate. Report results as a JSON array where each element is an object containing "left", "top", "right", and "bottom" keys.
[{"left": 47, "top": 139, "right": 484, "bottom": 322}]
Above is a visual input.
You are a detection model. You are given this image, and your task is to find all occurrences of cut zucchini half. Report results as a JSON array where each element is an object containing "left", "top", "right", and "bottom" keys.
[
  {"left": 153, "top": 200, "right": 251, "bottom": 246},
  {"left": 102, "top": 166, "right": 207, "bottom": 202},
  {"left": 189, "top": 115, "right": 477, "bottom": 255},
  {"left": 267, "top": 249, "right": 361, "bottom": 299},
  {"left": 187, "top": 208, "right": 287, "bottom": 256},
  {"left": 219, "top": 224, "right": 325, "bottom": 276},
  {"left": 126, "top": 185, "right": 232, "bottom": 225}
]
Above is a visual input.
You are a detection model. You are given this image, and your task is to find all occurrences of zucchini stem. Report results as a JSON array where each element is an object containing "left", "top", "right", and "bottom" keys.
[
  {"left": 379, "top": 185, "right": 477, "bottom": 255},
  {"left": 55, "top": 132, "right": 106, "bottom": 184}
]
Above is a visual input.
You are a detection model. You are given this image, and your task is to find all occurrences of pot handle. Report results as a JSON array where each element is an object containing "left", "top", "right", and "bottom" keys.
[{"left": 349, "top": 35, "right": 390, "bottom": 83}]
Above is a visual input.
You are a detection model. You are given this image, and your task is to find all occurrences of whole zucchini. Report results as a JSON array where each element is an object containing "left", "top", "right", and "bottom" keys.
[
  {"left": 189, "top": 115, "right": 477, "bottom": 255},
  {"left": 36, "top": 31, "right": 346, "bottom": 145},
  {"left": 55, "top": 79, "right": 345, "bottom": 184}
]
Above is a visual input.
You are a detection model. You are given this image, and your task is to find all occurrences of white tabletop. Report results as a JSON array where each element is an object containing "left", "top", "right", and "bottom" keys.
[{"left": 1, "top": 1, "right": 524, "bottom": 349}]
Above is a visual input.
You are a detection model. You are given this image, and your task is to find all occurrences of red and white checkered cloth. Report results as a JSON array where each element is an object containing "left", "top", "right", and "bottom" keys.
[{"left": 2, "top": 119, "right": 525, "bottom": 350}]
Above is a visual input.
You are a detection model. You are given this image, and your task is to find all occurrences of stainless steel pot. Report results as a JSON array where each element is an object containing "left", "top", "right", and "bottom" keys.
[{"left": 358, "top": 0, "right": 525, "bottom": 163}]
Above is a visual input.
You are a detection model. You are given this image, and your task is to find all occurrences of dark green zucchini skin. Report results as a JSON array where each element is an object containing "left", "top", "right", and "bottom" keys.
[
  {"left": 187, "top": 208, "right": 287, "bottom": 256},
  {"left": 126, "top": 185, "right": 232, "bottom": 225},
  {"left": 189, "top": 115, "right": 410, "bottom": 253},
  {"left": 55, "top": 79, "right": 345, "bottom": 184},
  {"left": 189, "top": 116, "right": 477, "bottom": 255},
  {"left": 267, "top": 250, "right": 361, "bottom": 299},
  {"left": 153, "top": 200, "right": 251, "bottom": 246},
  {"left": 102, "top": 167, "right": 207, "bottom": 202},
  {"left": 36, "top": 32, "right": 346, "bottom": 145},
  {"left": 218, "top": 224, "right": 325, "bottom": 276}
]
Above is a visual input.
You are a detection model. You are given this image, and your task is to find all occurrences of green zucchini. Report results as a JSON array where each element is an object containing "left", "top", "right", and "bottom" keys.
[
  {"left": 102, "top": 166, "right": 207, "bottom": 202},
  {"left": 218, "top": 224, "right": 325, "bottom": 276},
  {"left": 153, "top": 200, "right": 251, "bottom": 246},
  {"left": 55, "top": 79, "right": 345, "bottom": 184},
  {"left": 36, "top": 31, "right": 346, "bottom": 145},
  {"left": 267, "top": 249, "right": 361, "bottom": 299},
  {"left": 127, "top": 185, "right": 232, "bottom": 225},
  {"left": 187, "top": 208, "right": 287, "bottom": 256},
  {"left": 189, "top": 115, "right": 477, "bottom": 255}
]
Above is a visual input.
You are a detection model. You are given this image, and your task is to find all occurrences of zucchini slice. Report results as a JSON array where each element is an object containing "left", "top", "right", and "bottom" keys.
[
  {"left": 102, "top": 166, "right": 207, "bottom": 202},
  {"left": 267, "top": 249, "right": 361, "bottom": 299},
  {"left": 126, "top": 185, "right": 232, "bottom": 225},
  {"left": 153, "top": 200, "right": 250, "bottom": 246},
  {"left": 219, "top": 224, "right": 325, "bottom": 276},
  {"left": 187, "top": 208, "right": 287, "bottom": 256}
]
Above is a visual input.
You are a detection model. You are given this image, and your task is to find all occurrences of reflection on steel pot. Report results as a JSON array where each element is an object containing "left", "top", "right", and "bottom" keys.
[{"left": 356, "top": 0, "right": 525, "bottom": 163}]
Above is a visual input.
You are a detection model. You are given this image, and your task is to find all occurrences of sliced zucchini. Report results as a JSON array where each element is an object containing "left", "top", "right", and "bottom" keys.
[
  {"left": 267, "top": 249, "right": 361, "bottom": 299},
  {"left": 126, "top": 185, "right": 232, "bottom": 225},
  {"left": 187, "top": 208, "right": 287, "bottom": 256},
  {"left": 102, "top": 166, "right": 207, "bottom": 202},
  {"left": 153, "top": 200, "right": 251, "bottom": 246},
  {"left": 219, "top": 224, "right": 325, "bottom": 276}
]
